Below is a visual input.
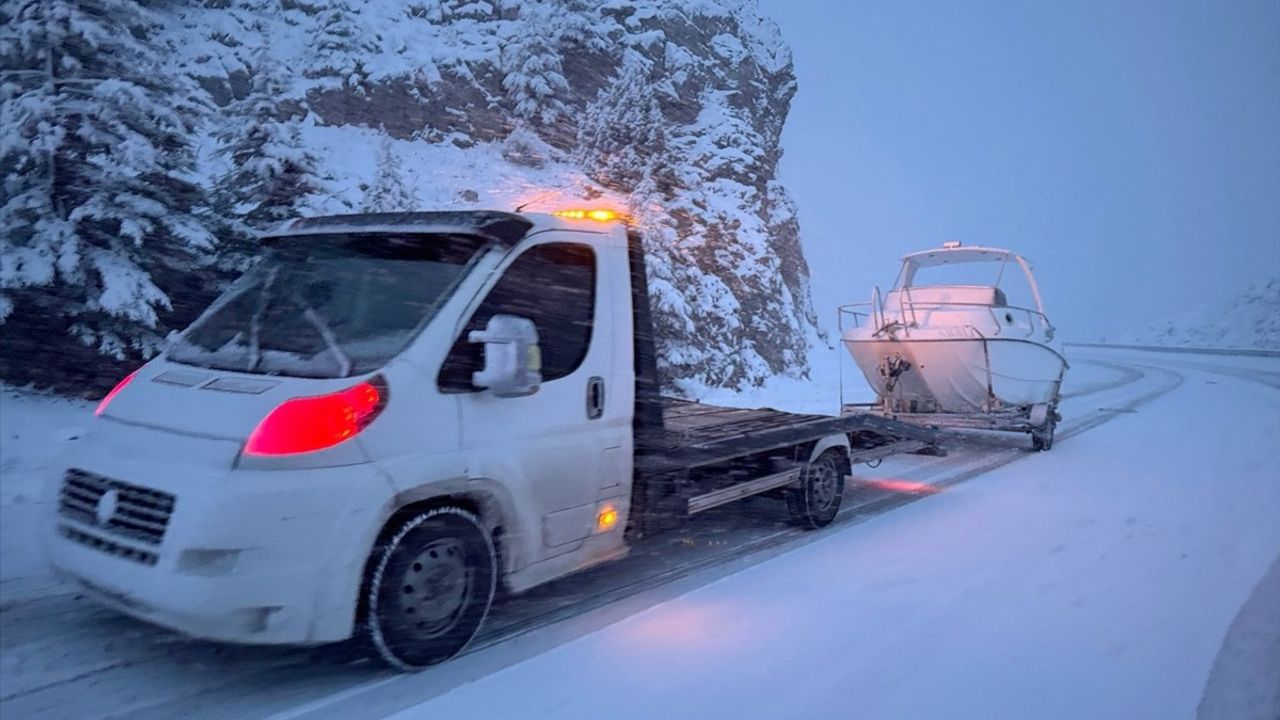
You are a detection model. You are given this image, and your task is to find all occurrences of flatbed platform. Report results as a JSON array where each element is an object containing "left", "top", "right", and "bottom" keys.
[{"left": 635, "top": 398, "right": 942, "bottom": 476}]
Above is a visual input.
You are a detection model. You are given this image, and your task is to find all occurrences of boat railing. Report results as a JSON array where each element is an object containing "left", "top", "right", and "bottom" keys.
[
  {"left": 899, "top": 285, "right": 920, "bottom": 329},
  {"left": 888, "top": 298, "right": 1053, "bottom": 339},
  {"left": 838, "top": 286, "right": 887, "bottom": 333},
  {"left": 840, "top": 289, "right": 1053, "bottom": 340},
  {"left": 837, "top": 302, "right": 873, "bottom": 331}
]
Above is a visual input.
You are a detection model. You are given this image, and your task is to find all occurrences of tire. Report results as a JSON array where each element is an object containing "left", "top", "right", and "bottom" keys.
[
  {"left": 786, "top": 449, "right": 847, "bottom": 529},
  {"left": 365, "top": 507, "right": 497, "bottom": 671},
  {"left": 1031, "top": 418, "right": 1056, "bottom": 452}
]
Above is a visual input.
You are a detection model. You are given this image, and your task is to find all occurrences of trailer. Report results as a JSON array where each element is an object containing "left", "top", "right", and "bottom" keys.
[
  {"left": 838, "top": 300, "right": 1064, "bottom": 451},
  {"left": 847, "top": 403, "right": 1060, "bottom": 449}
]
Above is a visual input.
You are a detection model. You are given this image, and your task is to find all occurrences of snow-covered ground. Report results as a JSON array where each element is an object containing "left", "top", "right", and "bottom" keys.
[
  {"left": 1, "top": 348, "right": 1277, "bottom": 719},
  {"left": 1112, "top": 278, "right": 1280, "bottom": 351},
  {"left": 0, "top": 390, "right": 92, "bottom": 605}
]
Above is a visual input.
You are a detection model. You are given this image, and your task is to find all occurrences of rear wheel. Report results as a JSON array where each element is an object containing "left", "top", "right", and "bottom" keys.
[
  {"left": 1031, "top": 417, "right": 1056, "bottom": 451},
  {"left": 786, "top": 448, "right": 847, "bottom": 529},
  {"left": 365, "top": 507, "right": 496, "bottom": 671}
]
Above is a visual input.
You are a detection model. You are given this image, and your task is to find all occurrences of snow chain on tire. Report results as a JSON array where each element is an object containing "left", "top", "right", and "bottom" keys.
[{"left": 366, "top": 506, "right": 497, "bottom": 671}]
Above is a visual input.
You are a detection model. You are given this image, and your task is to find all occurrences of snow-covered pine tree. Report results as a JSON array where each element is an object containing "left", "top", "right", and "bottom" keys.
[
  {"left": 164, "top": 0, "right": 276, "bottom": 104},
  {"left": 307, "top": 0, "right": 377, "bottom": 90},
  {"left": 362, "top": 137, "right": 416, "bottom": 212},
  {"left": 500, "top": 0, "right": 571, "bottom": 134},
  {"left": 214, "top": 53, "right": 324, "bottom": 248},
  {"left": 0, "top": 0, "right": 215, "bottom": 385},
  {"left": 419, "top": 0, "right": 500, "bottom": 23},
  {"left": 575, "top": 51, "right": 669, "bottom": 194}
]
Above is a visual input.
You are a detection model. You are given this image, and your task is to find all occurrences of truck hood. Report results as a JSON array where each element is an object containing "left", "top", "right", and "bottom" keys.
[{"left": 99, "top": 361, "right": 350, "bottom": 443}]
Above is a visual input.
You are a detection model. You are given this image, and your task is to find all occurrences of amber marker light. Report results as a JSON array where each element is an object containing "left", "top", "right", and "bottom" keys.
[{"left": 596, "top": 505, "right": 619, "bottom": 531}]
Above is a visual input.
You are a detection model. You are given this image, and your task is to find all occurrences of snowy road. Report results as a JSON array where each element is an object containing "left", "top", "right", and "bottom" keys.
[{"left": 2, "top": 348, "right": 1277, "bottom": 719}]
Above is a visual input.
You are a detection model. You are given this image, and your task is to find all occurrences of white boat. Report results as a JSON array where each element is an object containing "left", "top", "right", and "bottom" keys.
[{"left": 841, "top": 242, "right": 1068, "bottom": 449}]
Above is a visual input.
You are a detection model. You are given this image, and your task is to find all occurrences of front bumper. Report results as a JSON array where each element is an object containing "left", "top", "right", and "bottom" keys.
[{"left": 45, "top": 419, "right": 392, "bottom": 644}]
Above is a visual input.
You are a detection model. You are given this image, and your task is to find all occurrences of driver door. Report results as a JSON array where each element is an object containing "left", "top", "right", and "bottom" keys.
[{"left": 439, "top": 241, "right": 617, "bottom": 559}]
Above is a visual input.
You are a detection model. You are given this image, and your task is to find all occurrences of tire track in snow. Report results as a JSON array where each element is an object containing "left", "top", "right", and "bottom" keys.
[
  {"left": 840, "top": 357, "right": 1155, "bottom": 489},
  {"left": 1061, "top": 359, "right": 1146, "bottom": 400},
  {"left": 1140, "top": 358, "right": 1278, "bottom": 392}
]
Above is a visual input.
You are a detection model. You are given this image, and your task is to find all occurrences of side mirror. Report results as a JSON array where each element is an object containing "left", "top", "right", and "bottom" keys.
[{"left": 469, "top": 314, "right": 542, "bottom": 397}]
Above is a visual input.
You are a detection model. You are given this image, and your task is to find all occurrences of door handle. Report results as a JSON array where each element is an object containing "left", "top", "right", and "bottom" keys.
[{"left": 586, "top": 376, "right": 605, "bottom": 420}]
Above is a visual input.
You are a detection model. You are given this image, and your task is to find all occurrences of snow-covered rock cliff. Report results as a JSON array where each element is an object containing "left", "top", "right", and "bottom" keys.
[{"left": 2, "top": 0, "right": 823, "bottom": 393}]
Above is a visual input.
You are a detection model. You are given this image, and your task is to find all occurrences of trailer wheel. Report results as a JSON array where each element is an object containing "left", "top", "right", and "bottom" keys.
[
  {"left": 787, "top": 449, "right": 847, "bottom": 529},
  {"left": 1031, "top": 418, "right": 1056, "bottom": 452},
  {"left": 364, "top": 507, "right": 496, "bottom": 671}
]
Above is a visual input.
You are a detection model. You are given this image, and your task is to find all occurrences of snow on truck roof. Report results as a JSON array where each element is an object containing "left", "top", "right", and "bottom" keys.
[
  {"left": 267, "top": 211, "right": 535, "bottom": 245},
  {"left": 264, "top": 209, "right": 625, "bottom": 245},
  {"left": 902, "top": 245, "right": 1026, "bottom": 268}
]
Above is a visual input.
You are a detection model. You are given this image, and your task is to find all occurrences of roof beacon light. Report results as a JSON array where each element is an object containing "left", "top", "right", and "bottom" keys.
[
  {"left": 553, "top": 209, "right": 621, "bottom": 222},
  {"left": 942, "top": 240, "right": 962, "bottom": 249}
]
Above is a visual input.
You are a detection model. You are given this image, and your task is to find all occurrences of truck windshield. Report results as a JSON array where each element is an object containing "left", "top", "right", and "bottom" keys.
[{"left": 168, "top": 232, "right": 489, "bottom": 378}]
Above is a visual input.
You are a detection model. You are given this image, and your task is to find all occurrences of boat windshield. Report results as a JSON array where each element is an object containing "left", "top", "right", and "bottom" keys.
[
  {"left": 901, "top": 260, "right": 1008, "bottom": 289},
  {"left": 168, "top": 232, "right": 490, "bottom": 378},
  {"left": 894, "top": 251, "right": 1043, "bottom": 313}
]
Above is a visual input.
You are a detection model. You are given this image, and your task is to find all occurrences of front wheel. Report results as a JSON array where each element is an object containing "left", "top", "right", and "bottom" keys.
[
  {"left": 786, "top": 448, "right": 847, "bottom": 529},
  {"left": 365, "top": 507, "right": 497, "bottom": 671}
]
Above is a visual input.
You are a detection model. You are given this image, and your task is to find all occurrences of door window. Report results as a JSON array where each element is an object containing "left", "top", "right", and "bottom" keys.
[{"left": 439, "top": 242, "right": 597, "bottom": 392}]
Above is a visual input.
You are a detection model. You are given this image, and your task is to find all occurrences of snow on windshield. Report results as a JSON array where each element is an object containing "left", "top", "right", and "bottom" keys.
[{"left": 168, "top": 233, "right": 488, "bottom": 378}]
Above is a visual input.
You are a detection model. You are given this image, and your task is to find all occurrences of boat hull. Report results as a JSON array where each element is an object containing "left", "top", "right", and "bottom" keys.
[{"left": 844, "top": 331, "right": 1067, "bottom": 413}]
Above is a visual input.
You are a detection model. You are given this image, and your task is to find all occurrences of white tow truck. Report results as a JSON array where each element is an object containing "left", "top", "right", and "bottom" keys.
[{"left": 46, "top": 210, "right": 940, "bottom": 669}]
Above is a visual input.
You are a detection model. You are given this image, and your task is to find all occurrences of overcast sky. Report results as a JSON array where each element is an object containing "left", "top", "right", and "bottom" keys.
[{"left": 759, "top": 0, "right": 1280, "bottom": 341}]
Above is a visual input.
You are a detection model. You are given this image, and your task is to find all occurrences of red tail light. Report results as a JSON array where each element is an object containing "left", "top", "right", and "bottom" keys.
[
  {"left": 95, "top": 370, "right": 140, "bottom": 417},
  {"left": 244, "top": 378, "right": 388, "bottom": 456}
]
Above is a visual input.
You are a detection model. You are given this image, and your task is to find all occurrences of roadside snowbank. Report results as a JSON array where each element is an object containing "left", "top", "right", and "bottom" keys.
[
  {"left": 0, "top": 389, "right": 92, "bottom": 602},
  {"left": 1117, "top": 278, "right": 1280, "bottom": 350},
  {"left": 678, "top": 336, "right": 873, "bottom": 415}
]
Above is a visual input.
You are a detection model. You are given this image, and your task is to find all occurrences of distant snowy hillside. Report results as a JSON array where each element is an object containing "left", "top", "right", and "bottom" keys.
[
  {"left": 1115, "top": 278, "right": 1280, "bottom": 350},
  {"left": 2, "top": 0, "right": 823, "bottom": 393}
]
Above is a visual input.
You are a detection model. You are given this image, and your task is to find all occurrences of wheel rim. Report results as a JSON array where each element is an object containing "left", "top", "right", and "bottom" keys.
[
  {"left": 810, "top": 460, "right": 840, "bottom": 511},
  {"left": 398, "top": 538, "right": 472, "bottom": 637}
]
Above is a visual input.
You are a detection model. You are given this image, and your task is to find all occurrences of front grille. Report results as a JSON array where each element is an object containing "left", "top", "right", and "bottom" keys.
[
  {"left": 58, "top": 525, "right": 159, "bottom": 566},
  {"left": 58, "top": 469, "right": 175, "bottom": 547}
]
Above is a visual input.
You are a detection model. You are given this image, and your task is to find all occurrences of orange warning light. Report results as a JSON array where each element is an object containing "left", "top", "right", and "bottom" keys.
[{"left": 553, "top": 209, "right": 622, "bottom": 222}]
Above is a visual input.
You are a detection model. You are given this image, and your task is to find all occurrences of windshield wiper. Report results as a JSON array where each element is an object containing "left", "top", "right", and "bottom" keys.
[
  {"left": 288, "top": 290, "right": 354, "bottom": 377},
  {"left": 247, "top": 267, "right": 279, "bottom": 373}
]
